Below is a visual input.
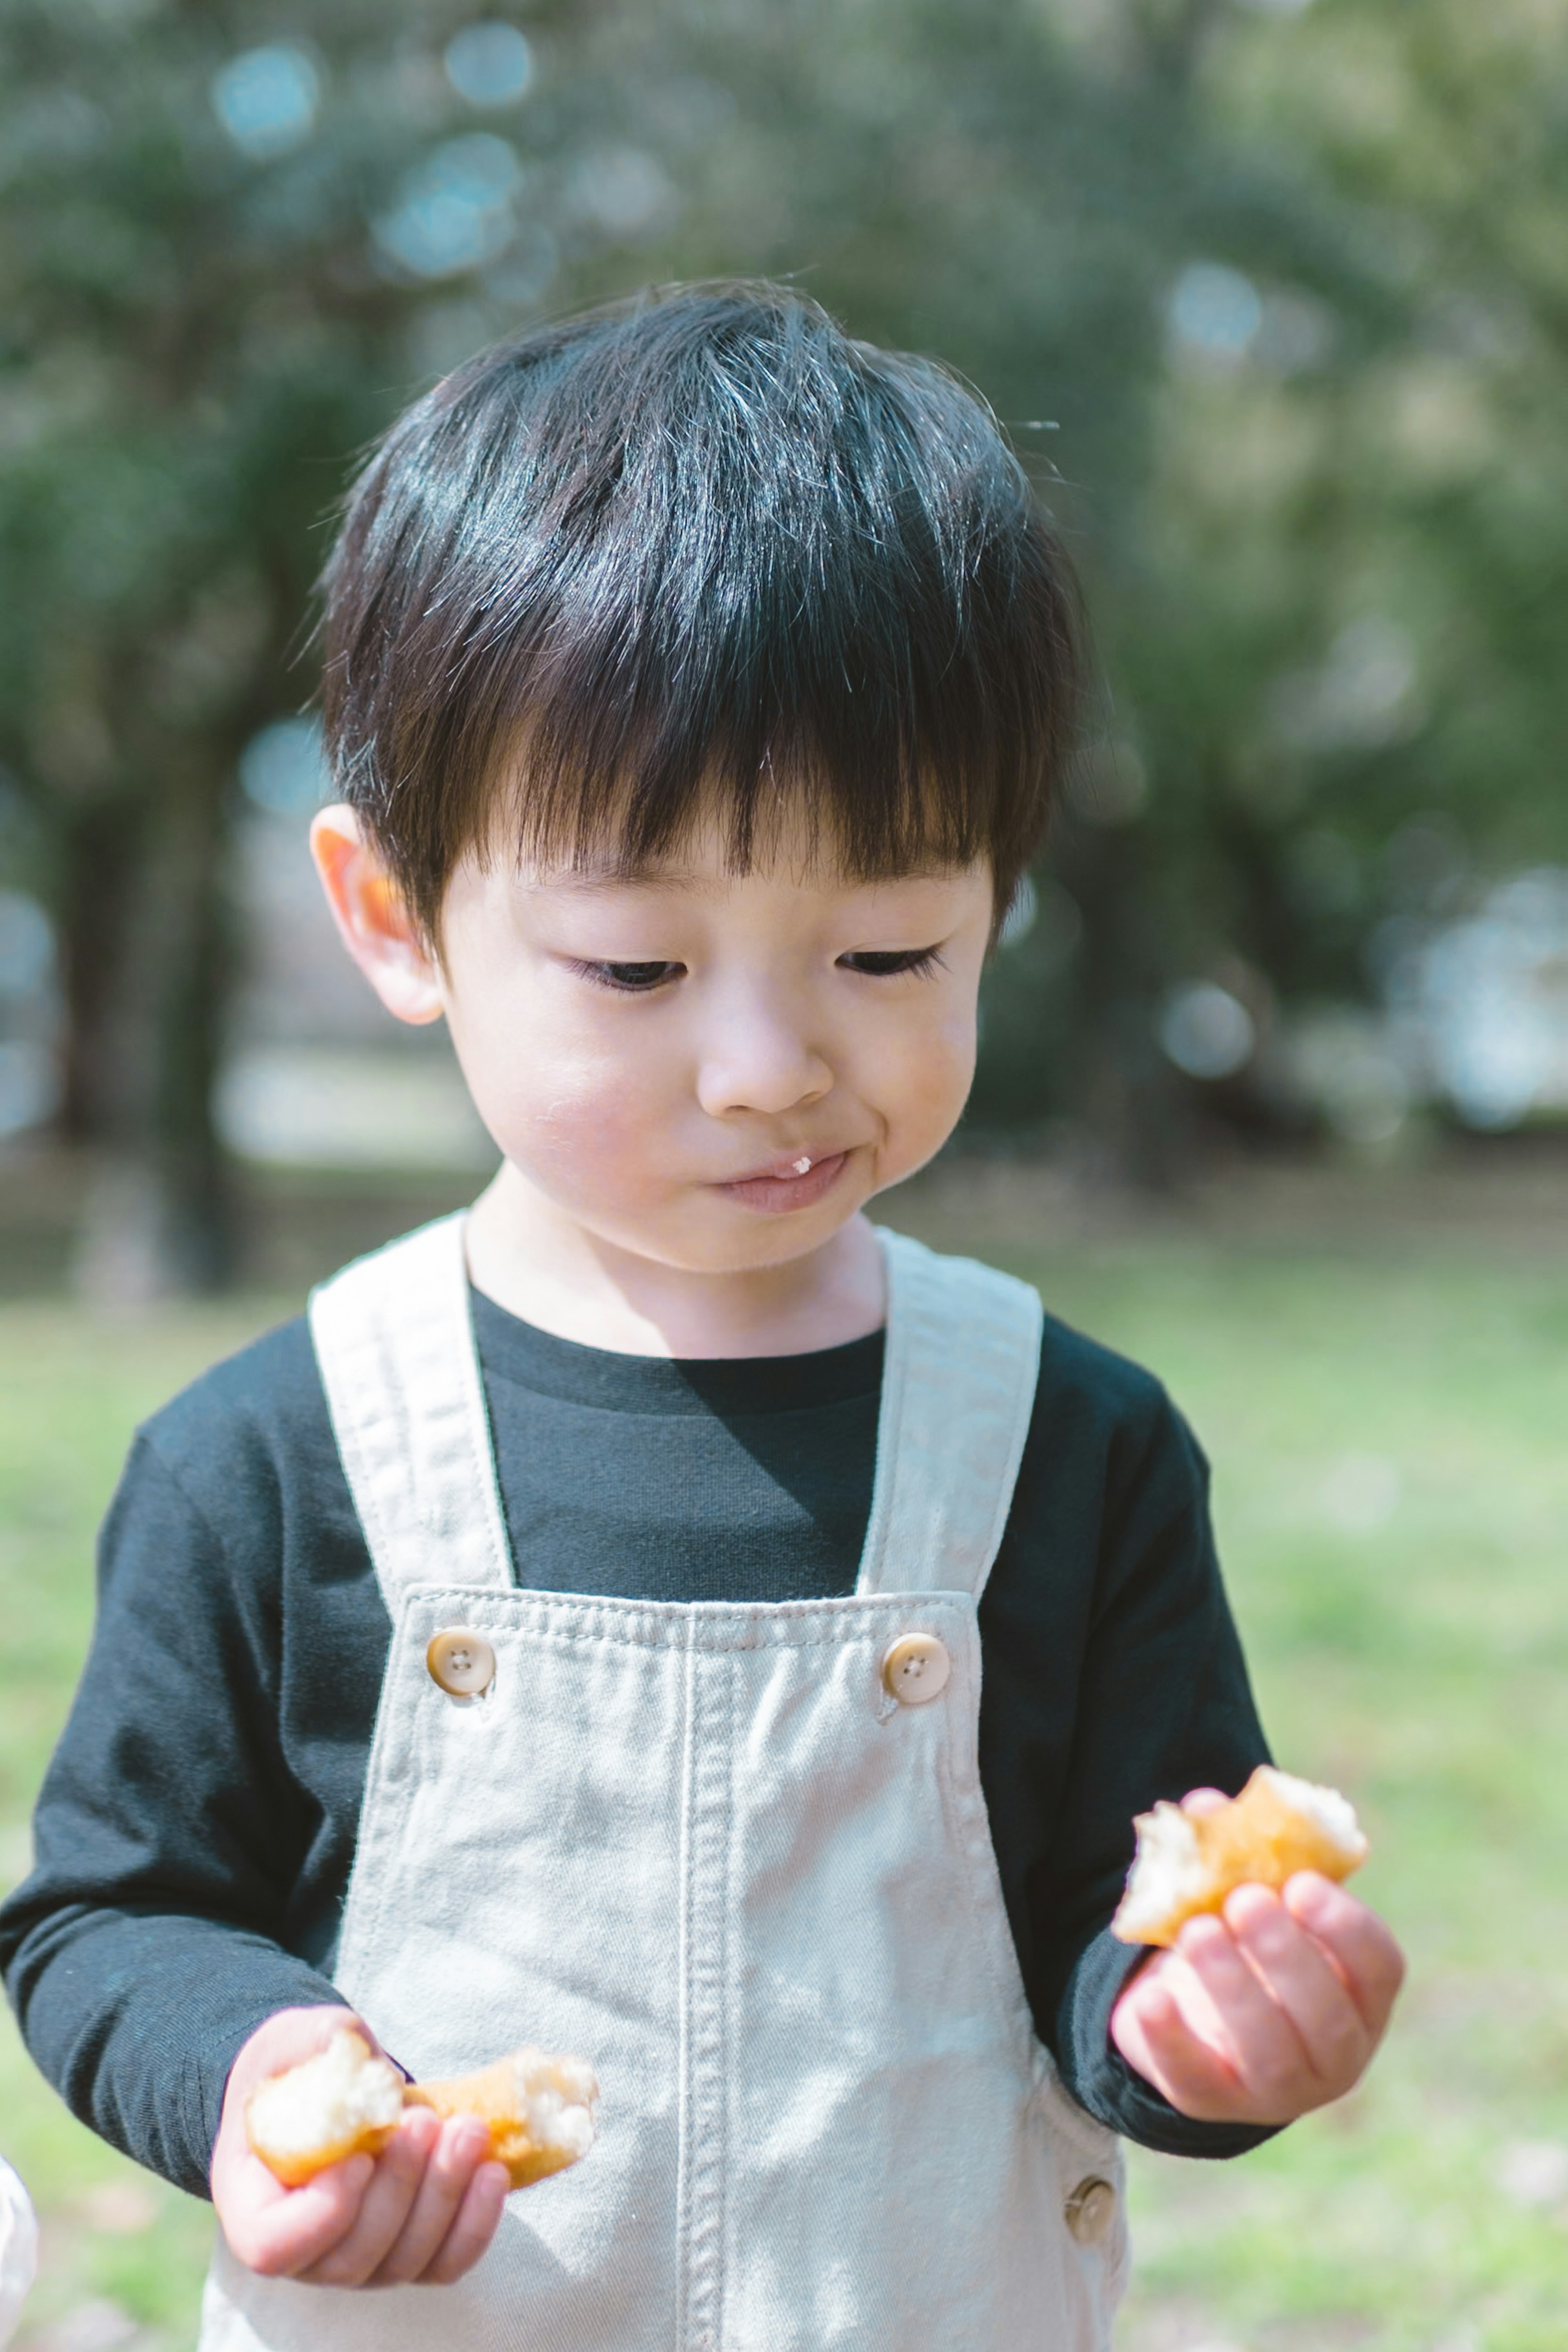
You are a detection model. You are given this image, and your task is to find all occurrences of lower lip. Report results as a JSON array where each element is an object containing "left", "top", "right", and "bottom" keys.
[{"left": 716, "top": 1152, "right": 850, "bottom": 1215}]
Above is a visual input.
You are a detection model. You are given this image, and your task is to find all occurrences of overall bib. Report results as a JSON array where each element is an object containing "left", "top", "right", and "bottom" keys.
[{"left": 200, "top": 1217, "right": 1129, "bottom": 2350}]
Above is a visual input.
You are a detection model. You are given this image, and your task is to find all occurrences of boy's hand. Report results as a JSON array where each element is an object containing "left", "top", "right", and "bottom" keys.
[
  {"left": 211, "top": 2006, "right": 510, "bottom": 2286},
  {"left": 1110, "top": 1795, "right": 1405, "bottom": 2126}
]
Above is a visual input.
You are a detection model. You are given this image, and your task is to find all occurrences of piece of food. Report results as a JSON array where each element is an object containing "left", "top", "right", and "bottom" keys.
[
  {"left": 245, "top": 2027, "right": 599, "bottom": 2191},
  {"left": 1111, "top": 1764, "right": 1369, "bottom": 1947},
  {"left": 245, "top": 2029, "right": 404, "bottom": 2187},
  {"left": 405, "top": 2048, "right": 599, "bottom": 2189}
]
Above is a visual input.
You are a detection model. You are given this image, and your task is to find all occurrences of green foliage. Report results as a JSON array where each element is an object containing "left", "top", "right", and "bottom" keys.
[
  {"left": 1, "top": 0, "right": 1565, "bottom": 1243},
  {"left": 0, "top": 0, "right": 592, "bottom": 1272},
  {"left": 1123, "top": 0, "right": 1568, "bottom": 972}
]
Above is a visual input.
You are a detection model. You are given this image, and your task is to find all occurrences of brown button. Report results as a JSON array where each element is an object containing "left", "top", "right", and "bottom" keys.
[
  {"left": 881, "top": 1633, "right": 951, "bottom": 1705},
  {"left": 426, "top": 1627, "right": 496, "bottom": 1697},
  {"left": 1064, "top": 2175, "right": 1116, "bottom": 2246}
]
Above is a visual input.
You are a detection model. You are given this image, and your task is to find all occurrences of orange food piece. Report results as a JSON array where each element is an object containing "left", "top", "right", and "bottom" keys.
[
  {"left": 245, "top": 2029, "right": 598, "bottom": 2192},
  {"left": 405, "top": 2049, "right": 599, "bottom": 2189},
  {"left": 1111, "top": 1765, "right": 1369, "bottom": 1947}
]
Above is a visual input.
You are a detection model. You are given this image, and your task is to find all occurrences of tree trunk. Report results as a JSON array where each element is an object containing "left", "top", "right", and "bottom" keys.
[
  {"left": 60, "top": 753, "right": 237, "bottom": 1300},
  {"left": 56, "top": 795, "right": 144, "bottom": 1145}
]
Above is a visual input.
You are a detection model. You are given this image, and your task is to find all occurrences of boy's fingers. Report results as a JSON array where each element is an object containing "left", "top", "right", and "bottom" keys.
[
  {"left": 300, "top": 2113, "right": 437, "bottom": 2287},
  {"left": 1128, "top": 1979, "right": 1250, "bottom": 2119},
  {"left": 420, "top": 2159, "right": 512, "bottom": 2285},
  {"left": 368, "top": 2118, "right": 493, "bottom": 2285},
  {"left": 212, "top": 2004, "right": 387, "bottom": 2271},
  {"left": 1174, "top": 1912, "right": 1310, "bottom": 2107},
  {"left": 223, "top": 2152, "right": 374, "bottom": 2276},
  {"left": 1223, "top": 1886, "right": 1370, "bottom": 2087},
  {"left": 1114, "top": 1879, "right": 1403, "bottom": 2126},
  {"left": 1284, "top": 1875, "right": 1407, "bottom": 2030}
]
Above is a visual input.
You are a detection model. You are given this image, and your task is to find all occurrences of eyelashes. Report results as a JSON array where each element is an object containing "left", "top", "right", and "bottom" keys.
[
  {"left": 570, "top": 960, "right": 685, "bottom": 993},
  {"left": 570, "top": 945, "right": 946, "bottom": 994},
  {"left": 836, "top": 946, "right": 944, "bottom": 979}
]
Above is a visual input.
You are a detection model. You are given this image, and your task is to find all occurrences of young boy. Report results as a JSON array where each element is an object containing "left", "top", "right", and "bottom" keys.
[{"left": 1, "top": 284, "right": 1401, "bottom": 2349}]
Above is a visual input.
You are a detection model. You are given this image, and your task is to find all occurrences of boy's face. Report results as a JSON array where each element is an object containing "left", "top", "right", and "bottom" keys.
[{"left": 314, "top": 803, "right": 993, "bottom": 1277}]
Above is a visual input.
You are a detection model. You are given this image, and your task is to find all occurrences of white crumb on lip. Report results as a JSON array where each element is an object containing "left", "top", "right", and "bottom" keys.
[
  {"left": 1113, "top": 1800, "right": 1207, "bottom": 1944},
  {"left": 248, "top": 2029, "right": 403, "bottom": 2165},
  {"left": 513, "top": 2051, "right": 598, "bottom": 2156}
]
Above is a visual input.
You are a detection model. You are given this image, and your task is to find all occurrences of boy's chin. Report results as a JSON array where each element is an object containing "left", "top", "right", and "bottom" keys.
[
  {"left": 595, "top": 1182, "right": 876, "bottom": 1277},
  {"left": 658, "top": 1205, "right": 866, "bottom": 1277}
]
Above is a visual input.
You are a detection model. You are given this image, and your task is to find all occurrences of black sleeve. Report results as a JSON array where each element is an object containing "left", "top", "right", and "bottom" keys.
[
  {"left": 0, "top": 1435, "right": 348, "bottom": 2198},
  {"left": 1054, "top": 1401, "right": 1278, "bottom": 2156},
  {"left": 980, "top": 1349, "right": 1279, "bottom": 2159}
]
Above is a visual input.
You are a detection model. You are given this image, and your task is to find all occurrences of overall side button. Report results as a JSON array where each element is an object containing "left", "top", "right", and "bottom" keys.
[
  {"left": 881, "top": 1633, "right": 951, "bottom": 1705},
  {"left": 1064, "top": 2176, "right": 1116, "bottom": 2245},
  {"left": 427, "top": 1628, "right": 496, "bottom": 1698}
]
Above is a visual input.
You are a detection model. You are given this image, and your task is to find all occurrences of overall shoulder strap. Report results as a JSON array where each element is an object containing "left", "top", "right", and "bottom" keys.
[
  {"left": 855, "top": 1227, "right": 1044, "bottom": 1601},
  {"left": 309, "top": 1212, "right": 513, "bottom": 1619}
]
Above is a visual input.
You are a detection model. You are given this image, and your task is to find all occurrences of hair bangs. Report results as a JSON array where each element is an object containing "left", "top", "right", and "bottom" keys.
[{"left": 321, "top": 282, "right": 1082, "bottom": 937}]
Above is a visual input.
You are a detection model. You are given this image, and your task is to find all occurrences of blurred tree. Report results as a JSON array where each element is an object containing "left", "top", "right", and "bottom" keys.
[
  {"left": 1041, "top": 0, "right": 1568, "bottom": 1146},
  {"left": 0, "top": 0, "right": 589, "bottom": 1287},
  {"left": 2, "top": 0, "right": 1564, "bottom": 1286}
]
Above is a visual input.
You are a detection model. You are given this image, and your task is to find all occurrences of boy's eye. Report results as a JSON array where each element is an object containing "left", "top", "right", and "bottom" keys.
[
  {"left": 837, "top": 946, "right": 943, "bottom": 978},
  {"left": 573, "top": 959, "right": 684, "bottom": 993}
]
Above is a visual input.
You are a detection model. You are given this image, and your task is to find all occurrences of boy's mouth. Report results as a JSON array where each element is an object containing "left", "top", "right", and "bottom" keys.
[{"left": 714, "top": 1150, "right": 850, "bottom": 1213}]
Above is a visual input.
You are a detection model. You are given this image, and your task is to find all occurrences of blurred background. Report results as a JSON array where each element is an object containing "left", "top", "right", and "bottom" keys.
[{"left": 0, "top": 1, "right": 1565, "bottom": 2346}]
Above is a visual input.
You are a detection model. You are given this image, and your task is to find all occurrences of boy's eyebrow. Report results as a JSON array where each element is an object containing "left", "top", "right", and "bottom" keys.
[{"left": 538, "top": 865, "right": 721, "bottom": 897}]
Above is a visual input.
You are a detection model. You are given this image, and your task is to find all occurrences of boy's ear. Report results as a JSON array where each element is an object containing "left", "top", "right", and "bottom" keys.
[{"left": 310, "top": 805, "right": 445, "bottom": 1026}]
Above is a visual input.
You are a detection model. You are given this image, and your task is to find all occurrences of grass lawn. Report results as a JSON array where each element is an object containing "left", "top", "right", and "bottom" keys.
[{"left": 2, "top": 1215, "right": 1566, "bottom": 2349}]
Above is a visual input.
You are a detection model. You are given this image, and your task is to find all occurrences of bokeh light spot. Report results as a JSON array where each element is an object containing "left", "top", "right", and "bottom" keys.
[
  {"left": 0, "top": 892, "right": 55, "bottom": 997},
  {"left": 1168, "top": 261, "right": 1263, "bottom": 366},
  {"left": 444, "top": 22, "right": 535, "bottom": 109},
  {"left": 239, "top": 719, "right": 329, "bottom": 818},
  {"left": 1160, "top": 982, "right": 1256, "bottom": 1080},
  {"left": 374, "top": 135, "right": 523, "bottom": 279},
  {"left": 211, "top": 46, "right": 320, "bottom": 161}
]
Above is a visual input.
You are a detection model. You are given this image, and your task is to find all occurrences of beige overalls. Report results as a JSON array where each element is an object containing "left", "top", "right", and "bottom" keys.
[{"left": 199, "top": 1214, "right": 1129, "bottom": 2348}]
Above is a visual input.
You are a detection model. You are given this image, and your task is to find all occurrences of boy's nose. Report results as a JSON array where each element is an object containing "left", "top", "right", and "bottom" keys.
[{"left": 695, "top": 1012, "right": 833, "bottom": 1119}]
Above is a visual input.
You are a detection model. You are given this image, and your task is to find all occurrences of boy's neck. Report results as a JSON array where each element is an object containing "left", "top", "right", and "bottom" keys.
[{"left": 464, "top": 1165, "right": 887, "bottom": 1360}]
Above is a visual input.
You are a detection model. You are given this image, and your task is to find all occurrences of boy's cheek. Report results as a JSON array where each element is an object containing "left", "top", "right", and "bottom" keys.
[
  {"left": 468, "top": 1072, "right": 661, "bottom": 1199},
  {"left": 445, "top": 1008, "right": 655, "bottom": 1165},
  {"left": 528, "top": 1094, "right": 664, "bottom": 1199},
  {"left": 871, "top": 1012, "right": 978, "bottom": 1167}
]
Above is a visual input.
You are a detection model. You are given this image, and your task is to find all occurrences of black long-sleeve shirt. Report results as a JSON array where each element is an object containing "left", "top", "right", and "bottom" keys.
[{"left": 0, "top": 1282, "right": 1276, "bottom": 2198}]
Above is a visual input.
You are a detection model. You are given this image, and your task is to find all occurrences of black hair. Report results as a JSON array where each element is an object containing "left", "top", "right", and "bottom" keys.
[{"left": 321, "top": 280, "right": 1082, "bottom": 938}]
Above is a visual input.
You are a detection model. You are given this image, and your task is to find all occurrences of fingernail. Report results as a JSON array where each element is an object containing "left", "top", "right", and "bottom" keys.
[{"left": 1225, "top": 1884, "right": 1281, "bottom": 1929}]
